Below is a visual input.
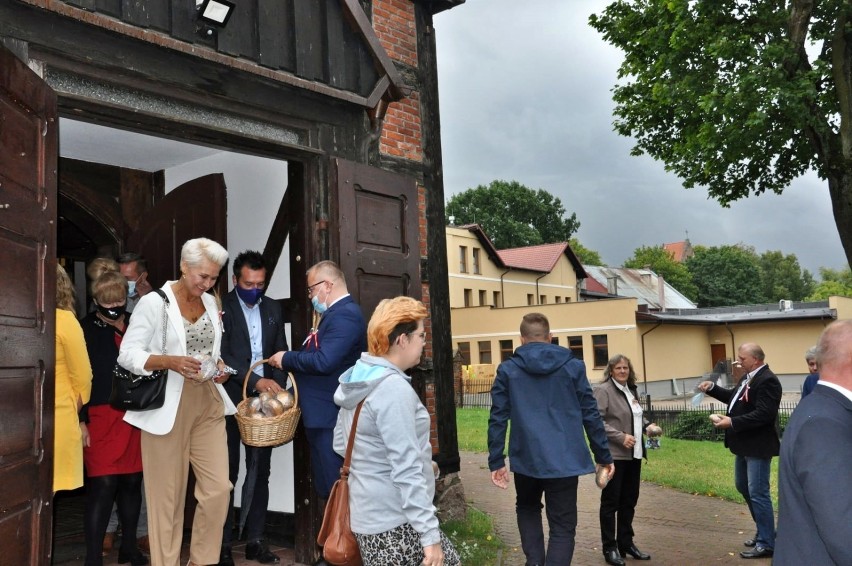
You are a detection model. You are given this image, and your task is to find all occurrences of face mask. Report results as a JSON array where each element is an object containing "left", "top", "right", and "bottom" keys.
[
  {"left": 127, "top": 280, "right": 137, "bottom": 298},
  {"left": 311, "top": 295, "right": 327, "bottom": 315},
  {"left": 97, "top": 303, "right": 126, "bottom": 321},
  {"left": 236, "top": 286, "right": 264, "bottom": 306}
]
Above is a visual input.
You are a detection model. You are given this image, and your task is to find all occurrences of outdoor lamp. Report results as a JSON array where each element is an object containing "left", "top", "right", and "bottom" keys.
[{"left": 196, "top": 0, "right": 235, "bottom": 27}]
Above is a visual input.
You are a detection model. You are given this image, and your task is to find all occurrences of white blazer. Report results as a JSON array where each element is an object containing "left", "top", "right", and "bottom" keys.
[{"left": 119, "top": 281, "right": 237, "bottom": 435}]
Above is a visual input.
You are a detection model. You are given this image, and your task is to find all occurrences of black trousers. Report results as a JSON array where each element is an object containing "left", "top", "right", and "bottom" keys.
[
  {"left": 514, "top": 472, "right": 579, "bottom": 566},
  {"left": 223, "top": 414, "right": 274, "bottom": 545},
  {"left": 599, "top": 458, "right": 642, "bottom": 552}
]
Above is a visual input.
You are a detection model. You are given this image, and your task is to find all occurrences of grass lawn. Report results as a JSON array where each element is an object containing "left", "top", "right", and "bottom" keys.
[{"left": 442, "top": 507, "right": 503, "bottom": 565}]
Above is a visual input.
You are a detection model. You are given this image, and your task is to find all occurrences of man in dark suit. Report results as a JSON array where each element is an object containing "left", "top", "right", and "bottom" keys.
[
  {"left": 219, "top": 251, "right": 289, "bottom": 565},
  {"left": 775, "top": 320, "right": 852, "bottom": 566},
  {"left": 269, "top": 260, "right": 366, "bottom": 504},
  {"left": 698, "top": 343, "right": 781, "bottom": 559}
]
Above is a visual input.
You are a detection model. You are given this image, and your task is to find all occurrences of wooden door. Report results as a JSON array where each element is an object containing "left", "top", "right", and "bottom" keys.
[
  {"left": 0, "top": 44, "right": 58, "bottom": 564},
  {"left": 126, "top": 173, "right": 228, "bottom": 297},
  {"left": 710, "top": 343, "right": 727, "bottom": 371},
  {"left": 333, "top": 158, "right": 421, "bottom": 320}
]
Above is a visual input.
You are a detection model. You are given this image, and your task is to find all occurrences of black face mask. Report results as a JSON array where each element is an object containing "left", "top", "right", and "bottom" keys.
[{"left": 97, "top": 304, "right": 126, "bottom": 321}]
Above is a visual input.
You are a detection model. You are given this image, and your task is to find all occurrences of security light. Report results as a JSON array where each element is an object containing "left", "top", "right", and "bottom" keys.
[{"left": 196, "top": 0, "right": 235, "bottom": 27}]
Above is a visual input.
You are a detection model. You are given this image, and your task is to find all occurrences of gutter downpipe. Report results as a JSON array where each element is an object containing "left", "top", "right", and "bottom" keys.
[
  {"left": 725, "top": 322, "right": 736, "bottom": 377},
  {"left": 640, "top": 320, "right": 663, "bottom": 398},
  {"left": 499, "top": 268, "right": 510, "bottom": 308}
]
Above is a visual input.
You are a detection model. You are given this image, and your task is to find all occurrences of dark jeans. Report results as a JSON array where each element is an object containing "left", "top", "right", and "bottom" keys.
[
  {"left": 305, "top": 426, "right": 343, "bottom": 499},
  {"left": 599, "top": 458, "right": 642, "bottom": 552},
  {"left": 734, "top": 455, "right": 775, "bottom": 549},
  {"left": 223, "top": 415, "right": 273, "bottom": 545},
  {"left": 514, "top": 472, "right": 579, "bottom": 566}
]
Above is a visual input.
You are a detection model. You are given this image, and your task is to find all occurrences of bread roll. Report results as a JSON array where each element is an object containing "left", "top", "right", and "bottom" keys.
[
  {"left": 275, "top": 390, "right": 295, "bottom": 410},
  {"left": 262, "top": 398, "right": 285, "bottom": 417}
]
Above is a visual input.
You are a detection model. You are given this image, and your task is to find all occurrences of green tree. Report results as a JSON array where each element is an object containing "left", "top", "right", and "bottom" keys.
[
  {"left": 685, "top": 245, "right": 766, "bottom": 307},
  {"left": 446, "top": 180, "right": 580, "bottom": 248},
  {"left": 569, "top": 238, "right": 605, "bottom": 266},
  {"left": 624, "top": 245, "right": 698, "bottom": 301},
  {"left": 807, "top": 267, "right": 852, "bottom": 300},
  {"left": 590, "top": 1, "right": 852, "bottom": 268},
  {"left": 758, "top": 251, "right": 815, "bottom": 301}
]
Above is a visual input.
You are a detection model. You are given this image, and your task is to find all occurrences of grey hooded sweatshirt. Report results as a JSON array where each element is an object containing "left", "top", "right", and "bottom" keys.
[{"left": 333, "top": 353, "right": 440, "bottom": 547}]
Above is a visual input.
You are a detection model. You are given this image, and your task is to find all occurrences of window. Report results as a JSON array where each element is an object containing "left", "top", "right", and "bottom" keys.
[
  {"left": 550, "top": 336, "right": 559, "bottom": 345},
  {"left": 568, "top": 336, "right": 584, "bottom": 360},
  {"left": 527, "top": 294, "right": 534, "bottom": 306},
  {"left": 593, "top": 334, "right": 609, "bottom": 368},
  {"left": 539, "top": 295, "right": 547, "bottom": 304},
  {"left": 493, "top": 291, "right": 502, "bottom": 308},
  {"left": 555, "top": 296, "right": 562, "bottom": 303},
  {"left": 499, "top": 339, "right": 514, "bottom": 361},
  {"left": 478, "top": 290, "right": 487, "bottom": 306},
  {"left": 463, "top": 289, "right": 472, "bottom": 307},
  {"left": 459, "top": 246, "right": 468, "bottom": 273},
  {"left": 478, "top": 341, "right": 492, "bottom": 364},
  {"left": 457, "top": 342, "right": 471, "bottom": 365},
  {"left": 472, "top": 248, "right": 481, "bottom": 274}
]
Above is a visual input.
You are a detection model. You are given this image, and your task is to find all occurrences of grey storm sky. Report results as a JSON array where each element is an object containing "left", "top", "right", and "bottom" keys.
[{"left": 433, "top": 0, "right": 847, "bottom": 275}]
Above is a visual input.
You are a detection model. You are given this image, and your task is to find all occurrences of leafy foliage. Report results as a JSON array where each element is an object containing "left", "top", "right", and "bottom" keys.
[
  {"left": 666, "top": 410, "right": 723, "bottom": 441},
  {"left": 685, "top": 245, "right": 765, "bottom": 307},
  {"left": 446, "top": 180, "right": 580, "bottom": 249},
  {"left": 758, "top": 250, "right": 815, "bottom": 301},
  {"left": 624, "top": 245, "right": 698, "bottom": 300},
  {"left": 807, "top": 267, "right": 852, "bottom": 299},
  {"left": 569, "top": 238, "right": 605, "bottom": 266},
  {"left": 590, "top": 0, "right": 852, "bottom": 267}
]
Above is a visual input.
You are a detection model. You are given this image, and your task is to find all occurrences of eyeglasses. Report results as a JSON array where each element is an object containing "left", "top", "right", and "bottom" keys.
[{"left": 306, "top": 280, "right": 328, "bottom": 297}]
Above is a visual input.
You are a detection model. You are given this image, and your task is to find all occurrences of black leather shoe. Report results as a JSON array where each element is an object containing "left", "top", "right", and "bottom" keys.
[
  {"left": 740, "top": 545, "right": 773, "bottom": 559},
  {"left": 217, "top": 546, "right": 235, "bottom": 566},
  {"left": 620, "top": 544, "right": 651, "bottom": 560},
  {"left": 604, "top": 549, "right": 626, "bottom": 566},
  {"left": 246, "top": 540, "right": 280, "bottom": 564},
  {"left": 117, "top": 550, "right": 149, "bottom": 566},
  {"left": 743, "top": 533, "right": 758, "bottom": 547}
]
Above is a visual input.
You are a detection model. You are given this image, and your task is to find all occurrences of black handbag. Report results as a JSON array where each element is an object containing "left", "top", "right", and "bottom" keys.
[{"left": 109, "top": 289, "right": 170, "bottom": 411}]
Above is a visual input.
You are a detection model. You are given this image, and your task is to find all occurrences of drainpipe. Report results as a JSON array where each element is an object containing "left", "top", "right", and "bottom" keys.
[
  {"left": 725, "top": 322, "right": 736, "bottom": 384},
  {"left": 535, "top": 273, "right": 546, "bottom": 304},
  {"left": 499, "top": 268, "right": 510, "bottom": 308},
  {"left": 640, "top": 321, "right": 663, "bottom": 397}
]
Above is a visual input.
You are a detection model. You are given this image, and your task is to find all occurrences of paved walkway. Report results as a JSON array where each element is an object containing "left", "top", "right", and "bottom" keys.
[{"left": 459, "top": 451, "right": 760, "bottom": 566}]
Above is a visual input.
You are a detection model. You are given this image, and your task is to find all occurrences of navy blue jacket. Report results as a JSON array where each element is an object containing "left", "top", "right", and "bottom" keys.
[
  {"left": 775, "top": 384, "right": 852, "bottom": 565},
  {"left": 283, "top": 295, "right": 366, "bottom": 429},
  {"left": 488, "top": 341, "right": 612, "bottom": 478}
]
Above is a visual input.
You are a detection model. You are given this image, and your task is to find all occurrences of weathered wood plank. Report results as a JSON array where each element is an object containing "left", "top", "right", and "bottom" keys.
[
  {"left": 257, "top": 0, "right": 294, "bottom": 71},
  {"left": 293, "top": 1, "right": 325, "bottom": 81},
  {"left": 94, "top": 0, "right": 121, "bottom": 18},
  {"left": 121, "top": 0, "right": 170, "bottom": 32},
  {"left": 218, "top": 0, "right": 258, "bottom": 58}
]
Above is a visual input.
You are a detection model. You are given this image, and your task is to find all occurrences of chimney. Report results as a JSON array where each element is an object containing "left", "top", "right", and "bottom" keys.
[
  {"left": 658, "top": 275, "right": 666, "bottom": 312},
  {"left": 607, "top": 276, "right": 618, "bottom": 295}
]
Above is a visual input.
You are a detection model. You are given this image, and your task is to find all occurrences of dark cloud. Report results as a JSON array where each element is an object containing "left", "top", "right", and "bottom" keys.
[{"left": 435, "top": 0, "right": 846, "bottom": 275}]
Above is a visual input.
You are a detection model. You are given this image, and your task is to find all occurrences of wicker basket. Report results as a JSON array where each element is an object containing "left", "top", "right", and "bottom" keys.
[{"left": 235, "top": 359, "right": 301, "bottom": 447}]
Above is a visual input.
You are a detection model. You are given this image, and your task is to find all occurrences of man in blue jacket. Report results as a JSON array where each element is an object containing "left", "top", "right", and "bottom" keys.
[
  {"left": 269, "top": 261, "right": 366, "bottom": 502},
  {"left": 488, "top": 313, "right": 614, "bottom": 566}
]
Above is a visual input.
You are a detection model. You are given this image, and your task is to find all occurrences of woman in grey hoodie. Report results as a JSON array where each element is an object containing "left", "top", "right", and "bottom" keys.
[{"left": 333, "top": 297, "right": 459, "bottom": 566}]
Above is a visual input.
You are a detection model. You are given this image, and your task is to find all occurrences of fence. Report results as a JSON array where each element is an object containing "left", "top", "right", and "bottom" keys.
[{"left": 457, "top": 379, "right": 798, "bottom": 441}]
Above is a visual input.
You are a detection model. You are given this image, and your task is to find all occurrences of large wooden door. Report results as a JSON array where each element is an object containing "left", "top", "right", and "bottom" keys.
[
  {"left": 127, "top": 173, "right": 228, "bottom": 296},
  {"left": 333, "top": 158, "right": 421, "bottom": 320},
  {"left": 0, "top": 44, "right": 58, "bottom": 564}
]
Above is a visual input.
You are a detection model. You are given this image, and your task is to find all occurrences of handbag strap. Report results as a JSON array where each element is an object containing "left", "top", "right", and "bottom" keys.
[
  {"left": 152, "top": 289, "right": 170, "bottom": 355},
  {"left": 341, "top": 399, "right": 366, "bottom": 479}
]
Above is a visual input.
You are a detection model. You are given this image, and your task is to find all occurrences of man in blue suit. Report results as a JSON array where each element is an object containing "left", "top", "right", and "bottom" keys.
[
  {"left": 269, "top": 261, "right": 366, "bottom": 505},
  {"left": 219, "top": 251, "right": 289, "bottom": 565},
  {"left": 775, "top": 320, "right": 852, "bottom": 566}
]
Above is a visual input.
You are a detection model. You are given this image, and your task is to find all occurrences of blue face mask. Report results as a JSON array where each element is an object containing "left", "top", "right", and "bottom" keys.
[
  {"left": 236, "top": 286, "right": 264, "bottom": 306},
  {"left": 127, "top": 280, "right": 137, "bottom": 298},
  {"left": 311, "top": 295, "right": 327, "bottom": 314}
]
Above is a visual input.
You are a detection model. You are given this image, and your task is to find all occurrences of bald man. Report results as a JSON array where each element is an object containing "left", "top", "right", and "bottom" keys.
[
  {"left": 698, "top": 343, "right": 782, "bottom": 559},
  {"left": 775, "top": 321, "right": 852, "bottom": 565}
]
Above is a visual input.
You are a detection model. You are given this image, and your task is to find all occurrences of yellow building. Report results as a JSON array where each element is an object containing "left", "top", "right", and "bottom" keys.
[{"left": 447, "top": 224, "right": 852, "bottom": 396}]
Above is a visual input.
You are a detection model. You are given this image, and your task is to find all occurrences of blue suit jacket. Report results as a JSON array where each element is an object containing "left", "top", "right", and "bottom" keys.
[
  {"left": 283, "top": 295, "right": 366, "bottom": 429},
  {"left": 775, "top": 384, "right": 852, "bottom": 565},
  {"left": 221, "top": 291, "right": 289, "bottom": 406}
]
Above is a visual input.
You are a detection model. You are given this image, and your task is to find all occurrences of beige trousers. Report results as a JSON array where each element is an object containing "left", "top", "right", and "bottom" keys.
[{"left": 141, "top": 380, "right": 232, "bottom": 566}]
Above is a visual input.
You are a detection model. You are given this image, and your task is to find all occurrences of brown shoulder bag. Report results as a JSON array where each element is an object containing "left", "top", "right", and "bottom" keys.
[{"left": 317, "top": 400, "right": 364, "bottom": 566}]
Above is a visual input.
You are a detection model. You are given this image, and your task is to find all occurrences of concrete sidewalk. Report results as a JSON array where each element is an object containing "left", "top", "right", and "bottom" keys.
[{"left": 459, "top": 451, "right": 760, "bottom": 566}]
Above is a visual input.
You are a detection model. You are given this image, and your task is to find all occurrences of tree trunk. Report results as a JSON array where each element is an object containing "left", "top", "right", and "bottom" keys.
[{"left": 827, "top": 173, "right": 852, "bottom": 268}]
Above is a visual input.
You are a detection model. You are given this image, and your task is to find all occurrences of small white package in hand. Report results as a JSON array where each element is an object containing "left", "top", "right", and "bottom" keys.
[
  {"left": 192, "top": 354, "right": 237, "bottom": 382},
  {"left": 691, "top": 391, "right": 705, "bottom": 407}
]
